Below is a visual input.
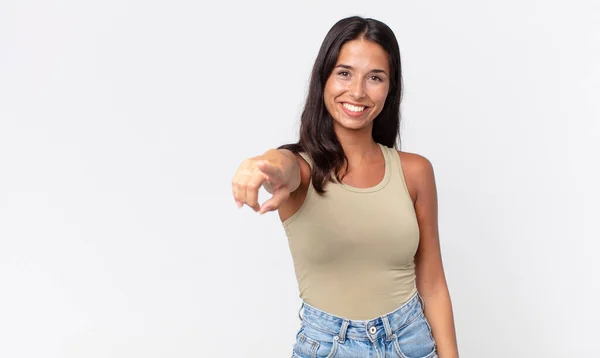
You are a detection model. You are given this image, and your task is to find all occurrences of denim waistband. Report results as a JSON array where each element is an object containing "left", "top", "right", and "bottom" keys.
[{"left": 299, "top": 291, "right": 425, "bottom": 343}]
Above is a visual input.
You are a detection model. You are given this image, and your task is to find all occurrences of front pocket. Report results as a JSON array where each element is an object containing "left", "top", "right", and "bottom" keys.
[
  {"left": 292, "top": 324, "right": 339, "bottom": 358},
  {"left": 392, "top": 313, "right": 437, "bottom": 358}
]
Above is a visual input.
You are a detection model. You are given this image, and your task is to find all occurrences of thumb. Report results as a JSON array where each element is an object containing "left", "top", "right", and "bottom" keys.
[{"left": 259, "top": 187, "right": 291, "bottom": 214}]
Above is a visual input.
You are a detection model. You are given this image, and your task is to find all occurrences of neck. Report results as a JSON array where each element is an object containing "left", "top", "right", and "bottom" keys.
[{"left": 334, "top": 125, "right": 380, "bottom": 167}]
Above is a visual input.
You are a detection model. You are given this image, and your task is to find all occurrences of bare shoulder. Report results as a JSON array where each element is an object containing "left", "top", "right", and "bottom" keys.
[
  {"left": 292, "top": 152, "right": 312, "bottom": 189},
  {"left": 277, "top": 152, "right": 311, "bottom": 223},
  {"left": 396, "top": 151, "right": 436, "bottom": 203},
  {"left": 397, "top": 151, "right": 434, "bottom": 175}
]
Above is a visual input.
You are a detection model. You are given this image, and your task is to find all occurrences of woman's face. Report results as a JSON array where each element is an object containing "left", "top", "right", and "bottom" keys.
[{"left": 324, "top": 39, "right": 391, "bottom": 132}]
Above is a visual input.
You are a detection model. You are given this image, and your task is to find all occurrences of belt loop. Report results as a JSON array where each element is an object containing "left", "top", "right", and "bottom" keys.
[
  {"left": 298, "top": 302, "right": 305, "bottom": 321},
  {"left": 338, "top": 319, "right": 349, "bottom": 343},
  {"left": 381, "top": 315, "right": 393, "bottom": 341},
  {"left": 417, "top": 292, "right": 426, "bottom": 312}
]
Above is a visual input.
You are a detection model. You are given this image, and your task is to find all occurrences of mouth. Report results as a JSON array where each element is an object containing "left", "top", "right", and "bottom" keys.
[{"left": 340, "top": 102, "right": 369, "bottom": 117}]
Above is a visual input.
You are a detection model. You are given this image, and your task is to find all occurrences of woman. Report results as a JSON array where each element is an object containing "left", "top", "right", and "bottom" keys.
[{"left": 232, "top": 16, "right": 459, "bottom": 358}]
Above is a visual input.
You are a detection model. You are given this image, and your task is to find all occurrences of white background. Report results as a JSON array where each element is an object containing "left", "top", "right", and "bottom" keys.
[{"left": 1, "top": 0, "right": 599, "bottom": 357}]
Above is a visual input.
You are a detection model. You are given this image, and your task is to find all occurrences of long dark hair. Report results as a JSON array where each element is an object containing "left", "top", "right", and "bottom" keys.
[{"left": 279, "top": 16, "right": 403, "bottom": 195}]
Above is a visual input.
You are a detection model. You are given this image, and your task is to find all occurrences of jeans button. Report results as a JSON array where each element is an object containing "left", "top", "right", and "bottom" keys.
[{"left": 369, "top": 326, "right": 377, "bottom": 334}]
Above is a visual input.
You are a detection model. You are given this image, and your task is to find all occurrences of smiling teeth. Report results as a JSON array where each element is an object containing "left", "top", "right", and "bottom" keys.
[{"left": 343, "top": 103, "right": 365, "bottom": 112}]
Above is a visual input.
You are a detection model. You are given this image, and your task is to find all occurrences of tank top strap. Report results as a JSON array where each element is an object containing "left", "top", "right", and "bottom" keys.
[
  {"left": 381, "top": 144, "right": 398, "bottom": 172},
  {"left": 297, "top": 151, "right": 313, "bottom": 168},
  {"left": 379, "top": 142, "right": 391, "bottom": 165},
  {"left": 385, "top": 145, "right": 413, "bottom": 200}
]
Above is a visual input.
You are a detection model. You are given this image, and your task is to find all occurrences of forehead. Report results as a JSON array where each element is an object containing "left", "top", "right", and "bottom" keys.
[{"left": 336, "top": 39, "right": 390, "bottom": 72}]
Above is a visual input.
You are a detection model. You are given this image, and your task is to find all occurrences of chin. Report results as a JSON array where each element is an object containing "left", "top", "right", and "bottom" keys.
[{"left": 335, "top": 118, "right": 371, "bottom": 131}]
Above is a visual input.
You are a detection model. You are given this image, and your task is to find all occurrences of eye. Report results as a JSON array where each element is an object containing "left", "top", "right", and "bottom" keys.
[
  {"left": 337, "top": 71, "right": 350, "bottom": 77},
  {"left": 369, "top": 75, "right": 383, "bottom": 82}
]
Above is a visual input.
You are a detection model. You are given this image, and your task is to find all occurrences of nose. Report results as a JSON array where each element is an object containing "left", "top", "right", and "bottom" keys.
[{"left": 348, "top": 77, "right": 366, "bottom": 100}]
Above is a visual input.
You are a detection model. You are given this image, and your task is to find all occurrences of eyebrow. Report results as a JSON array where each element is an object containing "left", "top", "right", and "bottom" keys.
[{"left": 335, "top": 64, "right": 388, "bottom": 75}]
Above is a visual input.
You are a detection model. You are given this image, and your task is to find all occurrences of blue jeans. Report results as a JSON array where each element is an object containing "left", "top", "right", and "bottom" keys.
[{"left": 292, "top": 292, "right": 438, "bottom": 358}]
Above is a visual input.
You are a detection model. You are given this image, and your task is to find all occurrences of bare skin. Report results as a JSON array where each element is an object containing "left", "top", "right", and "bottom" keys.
[
  {"left": 231, "top": 147, "right": 300, "bottom": 214},
  {"left": 232, "top": 38, "right": 459, "bottom": 357}
]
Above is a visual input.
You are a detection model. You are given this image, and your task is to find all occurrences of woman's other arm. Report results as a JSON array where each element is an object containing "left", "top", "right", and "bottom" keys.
[{"left": 400, "top": 152, "right": 459, "bottom": 358}]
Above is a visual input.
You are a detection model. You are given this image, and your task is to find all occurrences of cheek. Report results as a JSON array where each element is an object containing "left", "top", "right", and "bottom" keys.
[
  {"left": 324, "top": 81, "right": 343, "bottom": 105},
  {"left": 325, "top": 84, "right": 342, "bottom": 98},
  {"left": 369, "top": 88, "right": 390, "bottom": 118},
  {"left": 372, "top": 86, "right": 390, "bottom": 106}
]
